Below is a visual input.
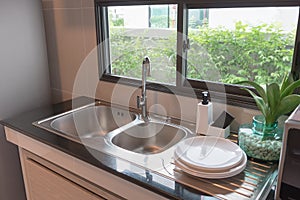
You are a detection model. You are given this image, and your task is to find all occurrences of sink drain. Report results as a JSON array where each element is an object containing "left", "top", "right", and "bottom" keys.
[{"left": 134, "top": 145, "right": 162, "bottom": 154}]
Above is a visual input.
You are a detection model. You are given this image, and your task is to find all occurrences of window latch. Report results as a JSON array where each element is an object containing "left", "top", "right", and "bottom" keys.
[{"left": 183, "top": 39, "right": 190, "bottom": 52}]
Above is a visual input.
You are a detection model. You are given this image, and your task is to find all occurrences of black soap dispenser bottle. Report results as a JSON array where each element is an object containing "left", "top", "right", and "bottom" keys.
[{"left": 196, "top": 91, "right": 213, "bottom": 134}]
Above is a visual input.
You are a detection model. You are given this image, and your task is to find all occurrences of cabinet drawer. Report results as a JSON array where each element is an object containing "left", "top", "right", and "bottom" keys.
[
  {"left": 21, "top": 149, "right": 123, "bottom": 200},
  {"left": 25, "top": 158, "right": 104, "bottom": 200}
]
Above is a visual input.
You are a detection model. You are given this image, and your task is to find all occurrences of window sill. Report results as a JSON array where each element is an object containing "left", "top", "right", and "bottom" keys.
[{"left": 100, "top": 74, "right": 258, "bottom": 110}]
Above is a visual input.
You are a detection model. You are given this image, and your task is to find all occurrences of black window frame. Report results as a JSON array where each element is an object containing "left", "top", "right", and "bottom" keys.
[{"left": 95, "top": 0, "right": 300, "bottom": 109}]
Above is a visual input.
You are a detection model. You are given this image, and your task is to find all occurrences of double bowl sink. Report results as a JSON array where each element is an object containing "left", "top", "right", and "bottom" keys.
[{"left": 34, "top": 102, "right": 192, "bottom": 155}]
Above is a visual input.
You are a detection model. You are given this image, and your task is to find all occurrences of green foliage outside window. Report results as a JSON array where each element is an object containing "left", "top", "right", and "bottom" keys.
[
  {"left": 109, "top": 22, "right": 296, "bottom": 85},
  {"left": 109, "top": 28, "right": 177, "bottom": 84},
  {"left": 188, "top": 22, "right": 296, "bottom": 84}
]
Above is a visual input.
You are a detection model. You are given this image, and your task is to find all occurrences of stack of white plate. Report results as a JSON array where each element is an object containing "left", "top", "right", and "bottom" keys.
[{"left": 174, "top": 136, "right": 247, "bottom": 179}]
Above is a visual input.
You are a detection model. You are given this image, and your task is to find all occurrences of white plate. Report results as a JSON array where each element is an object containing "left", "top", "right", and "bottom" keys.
[
  {"left": 173, "top": 152, "right": 243, "bottom": 173},
  {"left": 175, "top": 151, "right": 247, "bottom": 179},
  {"left": 175, "top": 136, "right": 244, "bottom": 171}
]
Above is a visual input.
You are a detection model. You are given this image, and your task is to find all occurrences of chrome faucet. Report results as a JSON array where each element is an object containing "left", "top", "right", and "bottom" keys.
[{"left": 137, "top": 56, "right": 151, "bottom": 121}]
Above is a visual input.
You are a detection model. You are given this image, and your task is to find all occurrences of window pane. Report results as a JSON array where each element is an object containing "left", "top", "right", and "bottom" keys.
[
  {"left": 108, "top": 5, "right": 177, "bottom": 84},
  {"left": 187, "top": 7, "right": 299, "bottom": 85}
]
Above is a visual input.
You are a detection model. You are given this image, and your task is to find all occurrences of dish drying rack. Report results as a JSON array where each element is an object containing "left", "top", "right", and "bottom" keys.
[{"left": 169, "top": 133, "right": 278, "bottom": 200}]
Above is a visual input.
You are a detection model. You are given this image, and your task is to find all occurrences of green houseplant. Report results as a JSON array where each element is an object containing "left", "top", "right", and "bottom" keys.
[
  {"left": 239, "top": 73, "right": 300, "bottom": 126},
  {"left": 238, "top": 73, "right": 300, "bottom": 161}
]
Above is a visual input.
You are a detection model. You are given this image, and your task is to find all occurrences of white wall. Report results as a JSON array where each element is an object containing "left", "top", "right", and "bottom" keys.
[
  {"left": 0, "top": 0, "right": 51, "bottom": 199},
  {"left": 209, "top": 7, "right": 299, "bottom": 32}
]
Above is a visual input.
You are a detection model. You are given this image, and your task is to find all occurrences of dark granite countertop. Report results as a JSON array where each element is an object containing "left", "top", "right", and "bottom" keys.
[{"left": 0, "top": 96, "right": 213, "bottom": 200}]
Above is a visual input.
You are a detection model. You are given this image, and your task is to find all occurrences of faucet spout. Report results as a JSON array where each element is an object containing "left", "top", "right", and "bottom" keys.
[
  {"left": 137, "top": 56, "right": 151, "bottom": 121},
  {"left": 143, "top": 57, "right": 151, "bottom": 77}
]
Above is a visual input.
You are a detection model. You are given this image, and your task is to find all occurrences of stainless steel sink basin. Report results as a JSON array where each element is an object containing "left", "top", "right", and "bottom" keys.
[
  {"left": 109, "top": 121, "right": 188, "bottom": 154},
  {"left": 35, "top": 105, "right": 137, "bottom": 139},
  {"left": 34, "top": 102, "right": 193, "bottom": 156}
]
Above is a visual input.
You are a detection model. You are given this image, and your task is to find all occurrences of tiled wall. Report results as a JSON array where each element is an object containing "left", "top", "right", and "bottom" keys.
[
  {"left": 42, "top": 0, "right": 260, "bottom": 129},
  {"left": 42, "top": 0, "right": 97, "bottom": 101}
]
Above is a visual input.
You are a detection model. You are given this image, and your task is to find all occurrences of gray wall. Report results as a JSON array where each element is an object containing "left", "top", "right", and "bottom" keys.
[{"left": 0, "top": 0, "right": 51, "bottom": 199}]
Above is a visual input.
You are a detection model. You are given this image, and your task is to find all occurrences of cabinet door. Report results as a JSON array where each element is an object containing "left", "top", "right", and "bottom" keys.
[{"left": 24, "top": 158, "right": 104, "bottom": 200}]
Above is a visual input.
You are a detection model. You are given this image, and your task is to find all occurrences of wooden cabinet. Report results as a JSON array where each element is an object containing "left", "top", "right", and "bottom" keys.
[
  {"left": 5, "top": 127, "right": 166, "bottom": 200},
  {"left": 20, "top": 149, "right": 122, "bottom": 200}
]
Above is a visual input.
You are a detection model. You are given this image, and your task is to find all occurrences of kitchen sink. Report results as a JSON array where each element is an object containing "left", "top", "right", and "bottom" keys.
[
  {"left": 33, "top": 102, "right": 195, "bottom": 172},
  {"left": 35, "top": 105, "right": 137, "bottom": 139},
  {"left": 34, "top": 102, "right": 193, "bottom": 156},
  {"left": 109, "top": 121, "right": 189, "bottom": 155}
]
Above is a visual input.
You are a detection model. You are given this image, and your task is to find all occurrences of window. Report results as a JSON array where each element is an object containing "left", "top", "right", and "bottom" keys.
[
  {"left": 95, "top": 1, "right": 300, "bottom": 108},
  {"left": 186, "top": 7, "right": 299, "bottom": 85},
  {"left": 104, "top": 5, "right": 178, "bottom": 84}
]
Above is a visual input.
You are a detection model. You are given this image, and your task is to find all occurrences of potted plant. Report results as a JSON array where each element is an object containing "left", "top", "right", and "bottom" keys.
[{"left": 237, "top": 73, "right": 300, "bottom": 161}]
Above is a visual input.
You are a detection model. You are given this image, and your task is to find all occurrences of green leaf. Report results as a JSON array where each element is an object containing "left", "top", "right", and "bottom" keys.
[
  {"left": 275, "top": 94, "right": 300, "bottom": 120},
  {"left": 280, "top": 79, "right": 300, "bottom": 99},
  {"left": 242, "top": 88, "right": 267, "bottom": 117},
  {"left": 280, "top": 74, "right": 289, "bottom": 92},
  {"left": 237, "top": 81, "right": 267, "bottom": 102},
  {"left": 266, "top": 83, "right": 280, "bottom": 114},
  {"left": 280, "top": 73, "right": 294, "bottom": 94}
]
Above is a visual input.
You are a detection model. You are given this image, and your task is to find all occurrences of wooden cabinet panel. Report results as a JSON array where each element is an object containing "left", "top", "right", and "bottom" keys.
[
  {"left": 25, "top": 158, "right": 104, "bottom": 200},
  {"left": 20, "top": 149, "right": 123, "bottom": 200}
]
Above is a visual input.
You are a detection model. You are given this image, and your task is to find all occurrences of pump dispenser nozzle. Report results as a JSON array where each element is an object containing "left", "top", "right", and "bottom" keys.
[{"left": 202, "top": 91, "right": 209, "bottom": 105}]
